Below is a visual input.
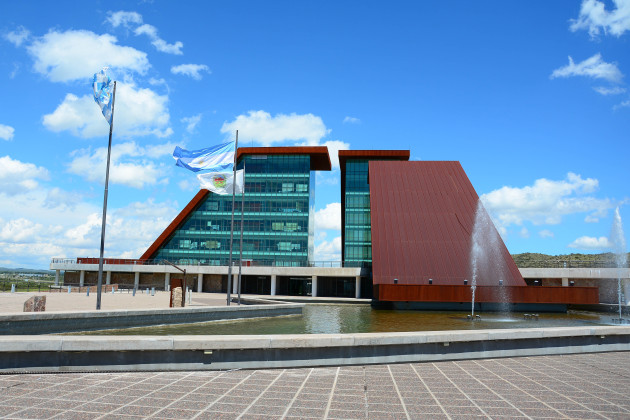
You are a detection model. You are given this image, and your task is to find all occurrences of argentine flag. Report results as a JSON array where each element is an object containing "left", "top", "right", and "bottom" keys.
[
  {"left": 92, "top": 69, "right": 114, "bottom": 125},
  {"left": 173, "top": 141, "right": 235, "bottom": 172}
]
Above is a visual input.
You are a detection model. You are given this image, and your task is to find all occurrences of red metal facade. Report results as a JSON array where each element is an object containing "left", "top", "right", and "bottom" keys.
[
  {"left": 375, "top": 284, "right": 599, "bottom": 305},
  {"left": 369, "top": 161, "right": 526, "bottom": 291}
]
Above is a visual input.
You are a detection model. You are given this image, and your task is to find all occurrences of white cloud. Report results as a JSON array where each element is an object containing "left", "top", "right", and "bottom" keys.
[
  {"left": 106, "top": 11, "right": 143, "bottom": 28},
  {"left": 221, "top": 110, "right": 330, "bottom": 145},
  {"left": 0, "top": 191, "right": 179, "bottom": 267},
  {"left": 220, "top": 110, "right": 350, "bottom": 168},
  {"left": 181, "top": 114, "right": 202, "bottom": 133},
  {"left": 550, "top": 54, "right": 623, "bottom": 83},
  {"left": 67, "top": 141, "right": 172, "bottom": 188},
  {"left": 480, "top": 172, "right": 612, "bottom": 228},
  {"left": 538, "top": 229, "right": 554, "bottom": 238},
  {"left": 585, "top": 213, "right": 600, "bottom": 223},
  {"left": 594, "top": 86, "right": 627, "bottom": 95},
  {"left": 135, "top": 24, "right": 183, "bottom": 55},
  {"left": 4, "top": 26, "right": 30, "bottom": 47},
  {"left": 178, "top": 179, "right": 196, "bottom": 192},
  {"left": 314, "top": 236, "right": 342, "bottom": 262},
  {"left": 43, "top": 82, "right": 172, "bottom": 138},
  {"left": 0, "top": 156, "right": 49, "bottom": 196},
  {"left": 171, "top": 64, "right": 211, "bottom": 80},
  {"left": 27, "top": 30, "right": 149, "bottom": 83},
  {"left": 519, "top": 227, "right": 530, "bottom": 238},
  {"left": 568, "top": 236, "right": 611, "bottom": 250},
  {"left": 315, "top": 203, "right": 341, "bottom": 231},
  {"left": 0, "top": 124, "right": 15, "bottom": 141},
  {"left": 614, "top": 99, "right": 630, "bottom": 109},
  {"left": 343, "top": 116, "right": 360, "bottom": 124},
  {"left": 44, "top": 187, "right": 83, "bottom": 210},
  {"left": 570, "top": 0, "right": 630, "bottom": 37},
  {"left": 320, "top": 140, "right": 349, "bottom": 169},
  {"left": 0, "top": 218, "right": 43, "bottom": 243}
]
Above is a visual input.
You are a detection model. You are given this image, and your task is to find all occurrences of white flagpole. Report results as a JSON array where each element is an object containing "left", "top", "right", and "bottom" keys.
[
  {"left": 237, "top": 162, "right": 245, "bottom": 305},
  {"left": 96, "top": 81, "right": 116, "bottom": 311},
  {"left": 226, "top": 130, "right": 238, "bottom": 306}
]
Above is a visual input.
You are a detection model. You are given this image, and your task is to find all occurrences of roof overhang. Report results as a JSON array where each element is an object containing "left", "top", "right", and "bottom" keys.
[{"left": 237, "top": 146, "right": 331, "bottom": 171}]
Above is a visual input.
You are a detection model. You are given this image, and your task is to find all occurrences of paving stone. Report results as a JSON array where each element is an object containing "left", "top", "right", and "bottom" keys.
[
  {"left": 8, "top": 407, "right": 65, "bottom": 419},
  {"left": 151, "top": 407, "right": 201, "bottom": 419}
]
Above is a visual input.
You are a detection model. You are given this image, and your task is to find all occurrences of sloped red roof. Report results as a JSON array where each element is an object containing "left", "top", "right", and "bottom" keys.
[{"left": 369, "top": 161, "right": 525, "bottom": 287}]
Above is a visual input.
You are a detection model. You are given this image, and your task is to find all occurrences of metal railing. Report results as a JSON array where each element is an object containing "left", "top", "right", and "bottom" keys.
[
  {"left": 51, "top": 257, "right": 627, "bottom": 270},
  {"left": 51, "top": 257, "right": 370, "bottom": 269},
  {"left": 514, "top": 260, "right": 626, "bottom": 269}
]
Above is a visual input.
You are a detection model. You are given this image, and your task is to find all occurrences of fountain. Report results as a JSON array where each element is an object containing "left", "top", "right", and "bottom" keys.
[
  {"left": 610, "top": 206, "right": 627, "bottom": 322},
  {"left": 469, "top": 200, "right": 511, "bottom": 317}
]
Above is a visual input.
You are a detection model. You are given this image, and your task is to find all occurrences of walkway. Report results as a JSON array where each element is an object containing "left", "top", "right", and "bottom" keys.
[{"left": 2, "top": 352, "right": 630, "bottom": 419}]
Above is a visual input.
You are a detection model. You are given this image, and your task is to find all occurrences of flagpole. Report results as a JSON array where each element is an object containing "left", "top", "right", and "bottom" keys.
[
  {"left": 237, "top": 162, "right": 245, "bottom": 305},
  {"left": 96, "top": 81, "right": 116, "bottom": 311},
  {"left": 226, "top": 130, "right": 238, "bottom": 306}
]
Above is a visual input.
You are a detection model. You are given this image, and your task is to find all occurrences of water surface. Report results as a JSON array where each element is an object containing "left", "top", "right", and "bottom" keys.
[{"left": 81, "top": 304, "right": 615, "bottom": 335}]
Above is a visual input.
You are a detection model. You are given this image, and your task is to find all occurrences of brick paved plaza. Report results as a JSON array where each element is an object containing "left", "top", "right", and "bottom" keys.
[{"left": 1, "top": 351, "right": 629, "bottom": 419}]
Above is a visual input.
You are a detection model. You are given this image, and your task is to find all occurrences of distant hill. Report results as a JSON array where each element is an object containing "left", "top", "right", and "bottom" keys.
[
  {"left": 0, "top": 267, "right": 55, "bottom": 274},
  {"left": 511, "top": 252, "right": 629, "bottom": 268}
]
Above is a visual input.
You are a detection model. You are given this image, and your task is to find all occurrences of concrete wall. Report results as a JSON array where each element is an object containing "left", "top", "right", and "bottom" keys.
[{"left": 2, "top": 325, "right": 630, "bottom": 373}]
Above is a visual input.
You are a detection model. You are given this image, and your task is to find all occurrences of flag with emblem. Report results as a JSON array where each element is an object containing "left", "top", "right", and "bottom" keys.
[{"left": 197, "top": 169, "right": 244, "bottom": 195}]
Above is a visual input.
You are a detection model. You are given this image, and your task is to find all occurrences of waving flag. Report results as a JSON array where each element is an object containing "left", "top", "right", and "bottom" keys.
[
  {"left": 92, "top": 68, "right": 114, "bottom": 124},
  {"left": 198, "top": 170, "right": 244, "bottom": 195},
  {"left": 173, "top": 141, "right": 235, "bottom": 172}
]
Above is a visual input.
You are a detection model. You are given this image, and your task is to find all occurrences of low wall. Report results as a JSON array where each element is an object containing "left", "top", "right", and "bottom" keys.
[
  {"left": 376, "top": 284, "right": 599, "bottom": 306},
  {"left": 0, "top": 303, "right": 303, "bottom": 335},
  {"left": 1, "top": 326, "right": 629, "bottom": 373}
]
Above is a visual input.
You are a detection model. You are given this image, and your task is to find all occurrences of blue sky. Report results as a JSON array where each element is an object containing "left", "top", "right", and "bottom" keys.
[{"left": 1, "top": 0, "right": 629, "bottom": 269}]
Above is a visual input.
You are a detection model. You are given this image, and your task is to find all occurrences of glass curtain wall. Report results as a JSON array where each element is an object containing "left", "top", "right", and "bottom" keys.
[
  {"left": 344, "top": 160, "right": 372, "bottom": 267},
  {"left": 153, "top": 154, "right": 313, "bottom": 267}
]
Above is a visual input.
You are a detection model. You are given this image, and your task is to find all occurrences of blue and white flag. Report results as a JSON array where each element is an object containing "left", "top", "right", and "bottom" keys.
[
  {"left": 173, "top": 141, "right": 235, "bottom": 172},
  {"left": 198, "top": 170, "right": 244, "bottom": 195},
  {"left": 92, "top": 68, "right": 114, "bottom": 125}
]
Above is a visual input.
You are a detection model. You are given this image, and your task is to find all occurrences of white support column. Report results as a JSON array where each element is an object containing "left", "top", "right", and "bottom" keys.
[
  {"left": 197, "top": 273, "right": 203, "bottom": 293},
  {"left": 165, "top": 272, "right": 170, "bottom": 291},
  {"left": 134, "top": 272, "right": 140, "bottom": 290},
  {"left": 623, "top": 279, "right": 630, "bottom": 306},
  {"left": 55, "top": 270, "right": 60, "bottom": 286},
  {"left": 79, "top": 270, "right": 85, "bottom": 287},
  {"left": 311, "top": 275, "right": 317, "bottom": 297},
  {"left": 271, "top": 275, "right": 277, "bottom": 296},
  {"left": 106, "top": 271, "right": 111, "bottom": 285},
  {"left": 232, "top": 276, "right": 238, "bottom": 294},
  {"left": 355, "top": 276, "right": 361, "bottom": 299},
  {"left": 562, "top": 277, "right": 569, "bottom": 287}
]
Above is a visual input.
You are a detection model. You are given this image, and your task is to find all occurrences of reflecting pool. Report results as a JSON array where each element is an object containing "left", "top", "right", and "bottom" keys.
[{"left": 80, "top": 304, "right": 617, "bottom": 335}]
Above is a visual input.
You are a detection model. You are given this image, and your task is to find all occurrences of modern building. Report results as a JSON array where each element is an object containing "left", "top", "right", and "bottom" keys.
[
  {"left": 141, "top": 147, "right": 330, "bottom": 268},
  {"left": 52, "top": 146, "right": 610, "bottom": 308}
]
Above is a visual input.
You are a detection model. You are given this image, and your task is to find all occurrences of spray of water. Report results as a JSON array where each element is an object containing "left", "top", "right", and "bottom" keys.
[
  {"left": 470, "top": 200, "right": 511, "bottom": 316},
  {"left": 610, "top": 207, "right": 627, "bottom": 320}
]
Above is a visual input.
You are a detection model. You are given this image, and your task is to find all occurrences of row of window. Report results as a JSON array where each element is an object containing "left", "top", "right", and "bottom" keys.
[
  {"left": 345, "top": 195, "right": 370, "bottom": 209},
  {"left": 238, "top": 155, "right": 310, "bottom": 174},
  {"left": 180, "top": 218, "right": 308, "bottom": 233},
  {"left": 345, "top": 212, "right": 371, "bottom": 225},
  {"left": 158, "top": 238, "right": 308, "bottom": 254},
  {"left": 345, "top": 245, "right": 372, "bottom": 260},
  {"left": 345, "top": 228, "right": 371, "bottom": 242}
]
